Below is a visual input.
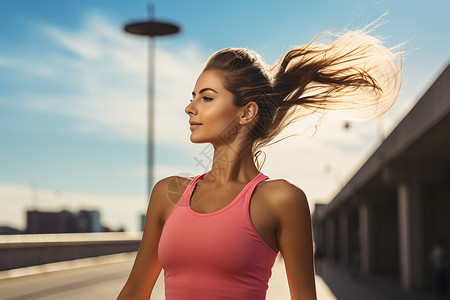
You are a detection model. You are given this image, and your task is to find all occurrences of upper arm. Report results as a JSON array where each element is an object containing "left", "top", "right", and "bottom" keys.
[
  {"left": 272, "top": 181, "right": 317, "bottom": 300},
  {"left": 118, "top": 176, "right": 179, "bottom": 300}
]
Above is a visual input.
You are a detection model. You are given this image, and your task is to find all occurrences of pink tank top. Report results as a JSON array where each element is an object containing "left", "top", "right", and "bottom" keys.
[{"left": 158, "top": 172, "right": 278, "bottom": 300}]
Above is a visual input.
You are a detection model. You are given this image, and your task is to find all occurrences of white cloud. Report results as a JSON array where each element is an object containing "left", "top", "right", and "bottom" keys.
[
  {"left": 3, "top": 12, "right": 205, "bottom": 146},
  {"left": 42, "top": 25, "right": 101, "bottom": 60},
  {"left": 0, "top": 55, "right": 56, "bottom": 79}
]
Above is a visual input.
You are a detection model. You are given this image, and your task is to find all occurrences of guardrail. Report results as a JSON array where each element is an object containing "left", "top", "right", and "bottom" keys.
[{"left": 0, "top": 232, "right": 142, "bottom": 271}]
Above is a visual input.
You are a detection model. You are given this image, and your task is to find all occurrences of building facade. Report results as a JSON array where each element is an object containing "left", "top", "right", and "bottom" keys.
[{"left": 313, "top": 63, "right": 450, "bottom": 291}]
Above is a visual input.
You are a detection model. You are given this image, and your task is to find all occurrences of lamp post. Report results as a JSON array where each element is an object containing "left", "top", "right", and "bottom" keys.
[{"left": 123, "top": 5, "right": 180, "bottom": 199}]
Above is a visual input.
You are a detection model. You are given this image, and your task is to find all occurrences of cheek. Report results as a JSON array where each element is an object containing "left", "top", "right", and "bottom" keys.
[{"left": 204, "top": 105, "right": 238, "bottom": 132}]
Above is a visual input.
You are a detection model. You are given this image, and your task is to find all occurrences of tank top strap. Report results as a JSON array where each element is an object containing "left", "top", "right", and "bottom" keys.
[
  {"left": 169, "top": 173, "right": 206, "bottom": 210},
  {"left": 181, "top": 173, "right": 206, "bottom": 205},
  {"left": 243, "top": 172, "right": 269, "bottom": 204},
  {"left": 163, "top": 173, "right": 207, "bottom": 227}
]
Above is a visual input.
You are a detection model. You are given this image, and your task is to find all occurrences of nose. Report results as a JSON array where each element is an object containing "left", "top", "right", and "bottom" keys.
[{"left": 185, "top": 99, "right": 197, "bottom": 116}]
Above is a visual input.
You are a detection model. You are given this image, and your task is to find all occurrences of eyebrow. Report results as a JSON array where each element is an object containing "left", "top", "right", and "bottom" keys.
[{"left": 192, "top": 88, "right": 219, "bottom": 96}]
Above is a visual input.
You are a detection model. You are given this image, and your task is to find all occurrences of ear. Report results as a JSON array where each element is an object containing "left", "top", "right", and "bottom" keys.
[{"left": 239, "top": 102, "right": 258, "bottom": 125}]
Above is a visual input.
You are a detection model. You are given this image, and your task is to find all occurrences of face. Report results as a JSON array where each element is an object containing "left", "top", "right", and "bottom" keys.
[{"left": 185, "top": 69, "right": 242, "bottom": 145}]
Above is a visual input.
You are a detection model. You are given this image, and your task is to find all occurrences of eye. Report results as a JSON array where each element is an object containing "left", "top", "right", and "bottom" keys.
[{"left": 202, "top": 96, "right": 213, "bottom": 101}]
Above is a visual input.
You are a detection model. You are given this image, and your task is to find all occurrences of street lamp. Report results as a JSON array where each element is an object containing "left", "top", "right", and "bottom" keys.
[{"left": 123, "top": 5, "right": 180, "bottom": 199}]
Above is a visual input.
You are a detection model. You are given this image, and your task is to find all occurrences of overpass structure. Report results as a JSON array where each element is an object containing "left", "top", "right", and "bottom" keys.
[
  {"left": 313, "top": 63, "right": 450, "bottom": 291},
  {"left": 0, "top": 232, "right": 141, "bottom": 271}
]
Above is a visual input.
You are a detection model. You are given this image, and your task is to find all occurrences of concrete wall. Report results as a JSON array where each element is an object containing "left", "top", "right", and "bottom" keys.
[{"left": 0, "top": 232, "right": 141, "bottom": 271}]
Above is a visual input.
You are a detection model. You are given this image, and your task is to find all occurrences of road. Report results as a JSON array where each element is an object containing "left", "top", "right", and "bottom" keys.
[{"left": 0, "top": 253, "right": 336, "bottom": 300}]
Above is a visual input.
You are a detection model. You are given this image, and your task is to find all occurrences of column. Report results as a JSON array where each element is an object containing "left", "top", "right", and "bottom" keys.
[
  {"left": 325, "top": 218, "right": 336, "bottom": 261},
  {"left": 339, "top": 210, "right": 349, "bottom": 265},
  {"left": 359, "top": 202, "right": 372, "bottom": 275},
  {"left": 397, "top": 182, "right": 424, "bottom": 290}
]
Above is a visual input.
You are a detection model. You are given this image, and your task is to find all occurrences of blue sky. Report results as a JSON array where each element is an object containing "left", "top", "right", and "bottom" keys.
[{"left": 1, "top": 0, "right": 449, "bottom": 231}]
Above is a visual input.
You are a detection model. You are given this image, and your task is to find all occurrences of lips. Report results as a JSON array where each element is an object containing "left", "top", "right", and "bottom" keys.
[
  {"left": 189, "top": 120, "right": 202, "bottom": 130},
  {"left": 189, "top": 121, "right": 202, "bottom": 125}
]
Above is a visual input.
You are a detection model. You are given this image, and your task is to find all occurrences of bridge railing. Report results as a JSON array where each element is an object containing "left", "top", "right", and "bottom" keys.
[{"left": 0, "top": 232, "right": 142, "bottom": 271}]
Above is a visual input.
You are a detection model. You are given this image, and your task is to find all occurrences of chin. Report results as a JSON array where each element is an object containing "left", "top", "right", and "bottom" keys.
[
  {"left": 189, "top": 133, "right": 214, "bottom": 144},
  {"left": 189, "top": 136, "right": 207, "bottom": 144}
]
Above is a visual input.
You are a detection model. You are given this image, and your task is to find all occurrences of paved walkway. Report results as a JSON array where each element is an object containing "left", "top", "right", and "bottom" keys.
[
  {"left": 1, "top": 253, "right": 445, "bottom": 299},
  {"left": 267, "top": 255, "right": 337, "bottom": 300},
  {"left": 315, "top": 259, "right": 445, "bottom": 300}
]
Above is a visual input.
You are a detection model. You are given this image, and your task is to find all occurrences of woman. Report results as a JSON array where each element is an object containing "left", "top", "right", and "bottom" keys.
[{"left": 118, "top": 27, "right": 401, "bottom": 300}]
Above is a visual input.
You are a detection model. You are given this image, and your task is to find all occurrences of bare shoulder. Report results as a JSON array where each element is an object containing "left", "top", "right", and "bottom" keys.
[
  {"left": 153, "top": 175, "right": 192, "bottom": 193},
  {"left": 257, "top": 178, "right": 309, "bottom": 216},
  {"left": 154, "top": 174, "right": 192, "bottom": 188},
  {"left": 258, "top": 178, "right": 307, "bottom": 203},
  {"left": 152, "top": 175, "right": 193, "bottom": 205},
  {"left": 149, "top": 175, "right": 194, "bottom": 224}
]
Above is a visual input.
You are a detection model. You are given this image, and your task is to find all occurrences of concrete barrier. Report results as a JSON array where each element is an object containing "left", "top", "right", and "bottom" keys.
[{"left": 0, "top": 232, "right": 142, "bottom": 271}]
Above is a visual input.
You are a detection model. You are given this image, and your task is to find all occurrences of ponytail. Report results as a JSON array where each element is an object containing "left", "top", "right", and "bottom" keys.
[
  {"left": 253, "top": 29, "right": 401, "bottom": 157},
  {"left": 202, "top": 22, "right": 402, "bottom": 169}
]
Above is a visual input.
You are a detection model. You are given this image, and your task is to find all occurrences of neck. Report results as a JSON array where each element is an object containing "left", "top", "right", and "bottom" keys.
[{"left": 206, "top": 139, "right": 259, "bottom": 185}]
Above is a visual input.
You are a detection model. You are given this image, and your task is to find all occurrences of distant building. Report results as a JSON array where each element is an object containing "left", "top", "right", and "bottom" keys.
[
  {"left": 78, "top": 210, "right": 102, "bottom": 232},
  {"left": 140, "top": 213, "right": 146, "bottom": 231},
  {"left": 27, "top": 210, "right": 75, "bottom": 234},
  {"left": 0, "top": 226, "right": 22, "bottom": 235},
  {"left": 26, "top": 209, "right": 103, "bottom": 234}
]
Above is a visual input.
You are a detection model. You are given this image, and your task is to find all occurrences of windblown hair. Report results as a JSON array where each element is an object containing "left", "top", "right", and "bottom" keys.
[{"left": 202, "top": 25, "right": 402, "bottom": 169}]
